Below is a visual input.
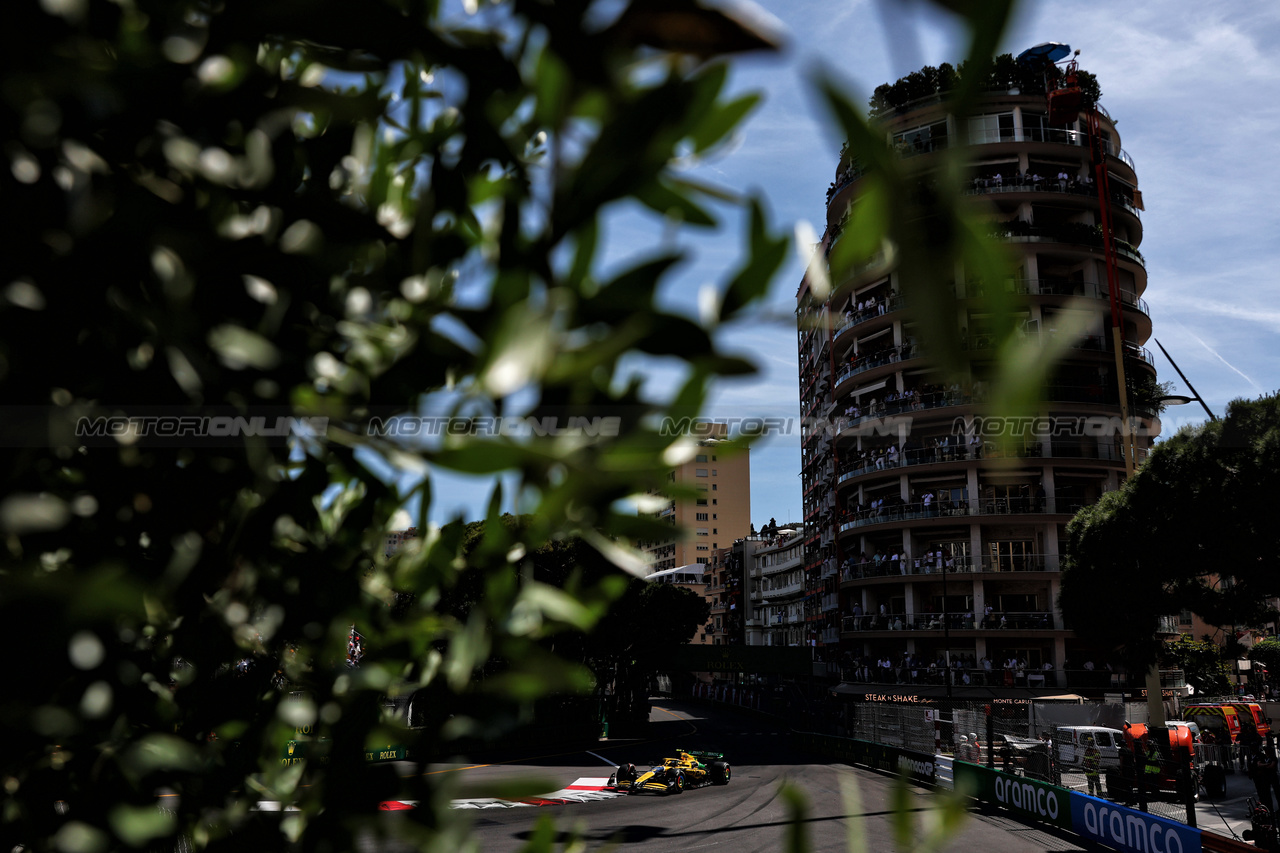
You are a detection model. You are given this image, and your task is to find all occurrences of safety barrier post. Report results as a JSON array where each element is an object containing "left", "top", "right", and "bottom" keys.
[{"left": 1177, "top": 745, "right": 1196, "bottom": 827}]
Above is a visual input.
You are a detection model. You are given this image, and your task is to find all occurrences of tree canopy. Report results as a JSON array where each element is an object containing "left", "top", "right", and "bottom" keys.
[
  {"left": 1, "top": 0, "right": 1033, "bottom": 850},
  {"left": 1060, "top": 393, "right": 1280, "bottom": 669}
]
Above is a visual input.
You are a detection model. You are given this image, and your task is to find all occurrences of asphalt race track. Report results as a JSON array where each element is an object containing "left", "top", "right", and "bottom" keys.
[{"left": 409, "top": 699, "right": 1113, "bottom": 853}]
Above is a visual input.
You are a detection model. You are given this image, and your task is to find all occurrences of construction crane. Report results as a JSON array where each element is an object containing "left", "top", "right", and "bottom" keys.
[{"left": 1017, "top": 44, "right": 1137, "bottom": 476}]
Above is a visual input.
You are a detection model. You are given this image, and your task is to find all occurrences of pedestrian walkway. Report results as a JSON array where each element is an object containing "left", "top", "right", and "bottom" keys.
[{"left": 1198, "top": 763, "right": 1267, "bottom": 844}]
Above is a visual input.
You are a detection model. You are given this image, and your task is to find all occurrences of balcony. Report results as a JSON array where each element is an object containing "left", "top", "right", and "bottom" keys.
[
  {"left": 831, "top": 391, "right": 977, "bottom": 449},
  {"left": 830, "top": 667, "right": 1164, "bottom": 692},
  {"left": 989, "top": 222, "right": 1145, "bottom": 267},
  {"left": 833, "top": 294, "right": 905, "bottom": 344},
  {"left": 834, "top": 342, "right": 921, "bottom": 388},
  {"left": 965, "top": 179, "right": 1142, "bottom": 219},
  {"left": 838, "top": 496, "right": 1085, "bottom": 533},
  {"left": 840, "top": 554, "right": 1061, "bottom": 582},
  {"left": 966, "top": 125, "right": 1135, "bottom": 171},
  {"left": 841, "top": 610, "right": 1056, "bottom": 633},
  {"left": 966, "top": 278, "right": 1149, "bottom": 317}
]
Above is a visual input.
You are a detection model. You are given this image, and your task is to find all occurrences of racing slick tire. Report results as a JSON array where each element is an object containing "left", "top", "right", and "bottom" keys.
[
  {"left": 667, "top": 771, "right": 685, "bottom": 795},
  {"left": 615, "top": 764, "right": 637, "bottom": 786},
  {"left": 710, "top": 761, "right": 731, "bottom": 785}
]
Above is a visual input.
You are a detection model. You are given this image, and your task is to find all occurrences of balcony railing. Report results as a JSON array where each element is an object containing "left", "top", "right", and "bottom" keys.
[
  {"left": 966, "top": 278, "right": 1149, "bottom": 316},
  {"left": 966, "top": 125, "right": 1135, "bottom": 170},
  {"left": 835, "top": 440, "right": 1128, "bottom": 486},
  {"left": 965, "top": 180, "right": 1141, "bottom": 218},
  {"left": 840, "top": 554, "right": 1061, "bottom": 581},
  {"left": 835, "top": 343, "right": 920, "bottom": 386},
  {"left": 838, "top": 497, "right": 1085, "bottom": 532},
  {"left": 841, "top": 610, "right": 1055, "bottom": 632},
  {"left": 990, "top": 224, "right": 1145, "bottom": 266},
  {"left": 833, "top": 295, "right": 906, "bottom": 343},
  {"left": 832, "top": 667, "right": 1171, "bottom": 690},
  {"left": 832, "top": 390, "right": 976, "bottom": 439}
]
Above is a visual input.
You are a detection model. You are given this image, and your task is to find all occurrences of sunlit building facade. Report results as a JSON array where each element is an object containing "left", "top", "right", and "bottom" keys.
[{"left": 796, "top": 70, "right": 1158, "bottom": 688}]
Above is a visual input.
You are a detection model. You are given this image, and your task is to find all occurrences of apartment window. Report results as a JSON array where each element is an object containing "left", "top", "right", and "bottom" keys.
[
  {"left": 696, "top": 498, "right": 708, "bottom": 506},
  {"left": 712, "top": 514, "right": 717, "bottom": 519},
  {"left": 712, "top": 484, "right": 717, "bottom": 491},
  {"left": 696, "top": 545, "right": 709, "bottom": 551},
  {"left": 712, "top": 499, "right": 717, "bottom": 505},
  {"left": 696, "top": 528, "right": 708, "bottom": 536},
  {"left": 696, "top": 454, "right": 708, "bottom": 463},
  {"left": 1179, "top": 610, "right": 1194, "bottom": 626},
  {"left": 712, "top": 469, "right": 717, "bottom": 476},
  {"left": 894, "top": 119, "right": 949, "bottom": 152},
  {"left": 695, "top": 512, "right": 708, "bottom": 521},
  {"left": 712, "top": 455, "right": 717, "bottom": 461},
  {"left": 696, "top": 468, "right": 708, "bottom": 477},
  {"left": 696, "top": 557, "right": 708, "bottom": 565},
  {"left": 966, "top": 112, "right": 1014, "bottom": 144},
  {"left": 712, "top": 528, "right": 717, "bottom": 534},
  {"left": 988, "top": 540, "right": 1035, "bottom": 572}
]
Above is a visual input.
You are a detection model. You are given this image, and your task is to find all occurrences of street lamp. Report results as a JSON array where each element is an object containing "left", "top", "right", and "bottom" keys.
[{"left": 1153, "top": 339, "right": 1217, "bottom": 422}]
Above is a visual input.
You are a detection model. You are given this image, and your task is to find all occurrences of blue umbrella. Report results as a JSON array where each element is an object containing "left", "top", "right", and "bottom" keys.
[{"left": 1016, "top": 42, "right": 1071, "bottom": 67}]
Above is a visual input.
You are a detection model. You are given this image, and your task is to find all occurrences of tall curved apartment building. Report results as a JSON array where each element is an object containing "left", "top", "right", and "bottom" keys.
[{"left": 796, "top": 62, "right": 1157, "bottom": 691}]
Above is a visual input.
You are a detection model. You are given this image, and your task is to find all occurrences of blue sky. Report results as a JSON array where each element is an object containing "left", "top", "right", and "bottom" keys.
[{"left": 412, "top": 1, "right": 1280, "bottom": 530}]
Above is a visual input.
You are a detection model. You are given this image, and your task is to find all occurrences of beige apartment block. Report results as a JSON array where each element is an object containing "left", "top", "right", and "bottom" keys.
[{"left": 639, "top": 425, "right": 751, "bottom": 574}]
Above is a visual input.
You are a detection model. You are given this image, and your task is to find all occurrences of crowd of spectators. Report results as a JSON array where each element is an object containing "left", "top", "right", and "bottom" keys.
[
  {"left": 835, "top": 651, "right": 1054, "bottom": 687},
  {"left": 840, "top": 340, "right": 917, "bottom": 379},
  {"left": 970, "top": 168, "right": 1095, "bottom": 194}
]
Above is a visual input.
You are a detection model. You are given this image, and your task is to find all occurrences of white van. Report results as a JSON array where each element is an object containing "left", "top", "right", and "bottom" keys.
[{"left": 1055, "top": 726, "right": 1125, "bottom": 768}]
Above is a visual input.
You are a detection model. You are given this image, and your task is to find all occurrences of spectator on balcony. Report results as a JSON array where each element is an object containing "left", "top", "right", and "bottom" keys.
[
  {"left": 1057, "top": 169, "right": 1069, "bottom": 190},
  {"left": 992, "top": 171, "right": 1002, "bottom": 187}
]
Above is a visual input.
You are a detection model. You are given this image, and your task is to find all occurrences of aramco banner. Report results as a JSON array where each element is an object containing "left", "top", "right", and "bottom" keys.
[
  {"left": 954, "top": 762, "right": 1204, "bottom": 853},
  {"left": 1070, "top": 793, "right": 1201, "bottom": 853},
  {"left": 953, "top": 762, "right": 1072, "bottom": 830}
]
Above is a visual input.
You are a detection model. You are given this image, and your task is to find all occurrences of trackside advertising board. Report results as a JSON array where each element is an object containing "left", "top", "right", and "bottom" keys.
[
  {"left": 953, "top": 762, "right": 1072, "bottom": 830},
  {"left": 1070, "top": 793, "right": 1201, "bottom": 853},
  {"left": 792, "top": 732, "right": 936, "bottom": 785},
  {"left": 954, "top": 762, "right": 1204, "bottom": 853}
]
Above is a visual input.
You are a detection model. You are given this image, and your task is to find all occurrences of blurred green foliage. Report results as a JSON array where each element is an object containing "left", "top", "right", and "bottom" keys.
[
  {"left": 0, "top": 0, "right": 1078, "bottom": 849},
  {"left": 0, "top": 0, "right": 781, "bottom": 849}
]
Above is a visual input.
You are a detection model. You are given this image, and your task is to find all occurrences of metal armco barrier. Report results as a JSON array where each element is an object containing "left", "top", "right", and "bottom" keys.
[
  {"left": 954, "top": 762, "right": 1073, "bottom": 831},
  {"left": 953, "top": 759, "right": 1206, "bottom": 853},
  {"left": 793, "top": 731, "right": 937, "bottom": 785},
  {"left": 1071, "top": 793, "right": 1202, "bottom": 853},
  {"left": 1200, "top": 832, "right": 1263, "bottom": 853}
]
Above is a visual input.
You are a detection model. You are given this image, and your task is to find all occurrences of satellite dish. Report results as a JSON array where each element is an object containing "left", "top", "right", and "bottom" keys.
[{"left": 1016, "top": 42, "right": 1072, "bottom": 67}]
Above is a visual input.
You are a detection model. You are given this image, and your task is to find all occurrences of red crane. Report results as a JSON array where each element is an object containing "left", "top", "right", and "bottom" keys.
[{"left": 1019, "top": 45, "right": 1137, "bottom": 475}]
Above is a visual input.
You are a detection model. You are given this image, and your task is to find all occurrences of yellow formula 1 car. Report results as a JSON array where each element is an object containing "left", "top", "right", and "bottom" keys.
[{"left": 610, "top": 749, "right": 731, "bottom": 794}]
